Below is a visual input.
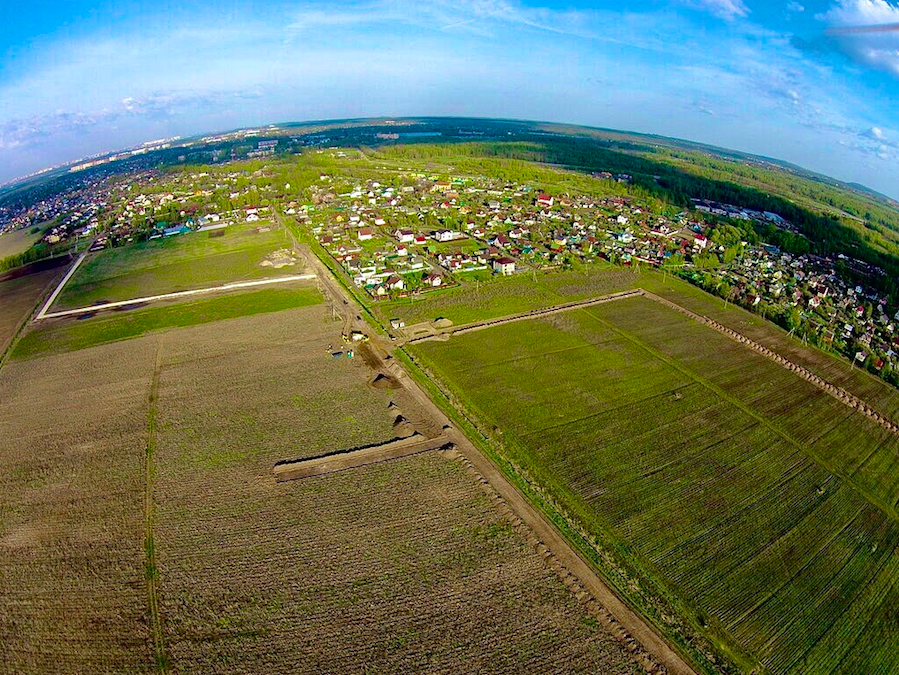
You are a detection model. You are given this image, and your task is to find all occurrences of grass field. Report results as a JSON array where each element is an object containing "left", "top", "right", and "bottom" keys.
[
  {"left": 12, "top": 284, "right": 321, "bottom": 360},
  {"left": 0, "top": 299, "right": 641, "bottom": 674},
  {"left": 51, "top": 223, "right": 295, "bottom": 311},
  {"left": 411, "top": 296, "right": 899, "bottom": 675},
  {"left": 0, "top": 269, "right": 58, "bottom": 357},
  {"left": 378, "top": 262, "right": 899, "bottom": 421},
  {"left": 0, "top": 226, "right": 43, "bottom": 259}
]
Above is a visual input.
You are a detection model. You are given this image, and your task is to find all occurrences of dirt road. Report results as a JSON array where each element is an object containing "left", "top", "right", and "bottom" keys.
[
  {"left": 403, "top": 289, "right": 644, "bottom": 344},
  {"left": 289, "top": 236, "right": 697, "bottom": 675},
  {"left": 35, "top": 251, "right": 88, "bottom": 320}
]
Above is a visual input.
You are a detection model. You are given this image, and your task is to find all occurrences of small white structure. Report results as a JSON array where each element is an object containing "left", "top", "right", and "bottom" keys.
[{"left": 493, "top": 257, "right": 516, "bottom": 276}]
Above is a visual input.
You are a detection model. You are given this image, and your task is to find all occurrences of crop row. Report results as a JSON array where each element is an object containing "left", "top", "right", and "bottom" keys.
[
  {"left": 412, "top": 297, "right": 899, "bottom": 675},
  {"left": 150, "top": 306, "right": 639, "bottom": 675}
]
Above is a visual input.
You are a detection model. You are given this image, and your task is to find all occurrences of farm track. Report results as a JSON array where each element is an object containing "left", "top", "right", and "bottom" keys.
[
  {"left": 383, "top": 353, "right": 690, "bottom": 675},
  {"left": 145, "top": 341, "right": 168, "bottom": 673},
  {"left": 34, "top": 250, "right": 88, "bottom": 320},
  {"left": 293, "top": 237, "right": 694, "bottom": 675},
  {"left": 273, "top": 434, "right": 453, "bottom": 481}
]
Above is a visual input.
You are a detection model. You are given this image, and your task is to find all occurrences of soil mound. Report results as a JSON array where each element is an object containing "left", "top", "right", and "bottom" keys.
[{"left": 371, "top": 373, "right": 400, "bottom": 389}]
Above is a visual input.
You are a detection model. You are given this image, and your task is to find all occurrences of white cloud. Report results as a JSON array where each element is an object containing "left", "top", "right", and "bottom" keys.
[
  {"left": 787, "top": 1, "right": 805, "bottom": 12},
  {"left": 0, "top": 90, "right": 266, "bottom": 151},
  {"left": 680, "top": 0, "right": 751, "bottom": 20},
  {"left": 819, "top": 0, "right": 899, "bottom": 76}
]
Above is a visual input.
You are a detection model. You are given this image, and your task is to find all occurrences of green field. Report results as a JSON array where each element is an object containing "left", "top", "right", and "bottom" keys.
[
  {"left": 51, "top": 223, "right": 295, "bottom": 311},
  {"left": 13, "top": 285, "right": 321, "bottom": 359},
  {"left": 377, "top": 262, "right": 899, "bottom": 419},
  {"left": 0, "top": 226, "right": 43, "bottom": 259},
  {"left": 410, "top": 296, "right": 899, "bottom": 675}
]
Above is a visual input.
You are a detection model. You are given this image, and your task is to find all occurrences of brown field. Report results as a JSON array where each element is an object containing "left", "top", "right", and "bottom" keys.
[
  {"left": 0, "top": 339, "right": 156, "bottom": 674},
  {"left": 152, "top": 305, "right": 639, "bottom": 674},
  {"left": 0, "top": 301, "right": 641, "bottom": 674},
  {"left": 0, "top": 269, "right": 59, "bottom": 356}
]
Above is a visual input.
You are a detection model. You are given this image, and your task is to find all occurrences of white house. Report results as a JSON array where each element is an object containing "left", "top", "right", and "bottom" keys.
[
  {"left": 432, "top": 229, "right": 461, "bottom": 242},
  {"left": 493, "top": 257, "right": 516, "bottom": 276}
]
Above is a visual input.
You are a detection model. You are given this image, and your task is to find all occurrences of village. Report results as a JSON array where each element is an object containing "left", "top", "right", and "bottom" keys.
[
  {"left": 0, "top": 172, "right": 114, "bottom": 252},
  {"left": 4, "top": 153, "right": 897, "bottom": 386},
  {"left": 302, "top": 166, "right": 899, "bottom": 381}
]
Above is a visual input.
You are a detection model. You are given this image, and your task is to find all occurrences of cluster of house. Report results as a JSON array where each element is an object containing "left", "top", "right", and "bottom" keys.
[
  {"left": 0, "top": 174, "right": 113, "bottom": 251},
  {"left": 305, "top": 171, "right": 729, "bottom": 299},
  {"left": 699, "top": 246, "right": 899, "bottom": 373},
  {"left": 107, "top": 168, "right": 289, "bottom": 245},
  {"left": 303, "top": 167, "right": 899, "bottom": 376}
]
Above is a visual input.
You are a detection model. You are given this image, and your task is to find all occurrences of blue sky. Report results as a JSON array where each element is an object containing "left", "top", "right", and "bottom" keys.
[{"left": 1, "top": 0, "right": 898, "bottom": 197}]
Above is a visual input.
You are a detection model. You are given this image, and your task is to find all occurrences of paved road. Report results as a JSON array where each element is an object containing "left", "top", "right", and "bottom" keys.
[
  {"left": 34, "top": 251, "right": 88, "bottom": 320},
  {"left": 34, "top": 274, "right": 316, "bottom": 321}
]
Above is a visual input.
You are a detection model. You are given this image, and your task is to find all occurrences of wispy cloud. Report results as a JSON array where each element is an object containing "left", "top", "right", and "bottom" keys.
[
  {"left": 838, "top": 124, "right": 899, "bottom": 160},
  {"left": 818, "top": 0, "right": 899, "bottom": 76},
  {"left": 0, "top": 89, "right": 264, "bottom": 151},
  {"left": 679, "top": 0, "right": 750, "bottom": 21},
  {"left": 286, "top": 0, "right": 600, "bottom": 39}
]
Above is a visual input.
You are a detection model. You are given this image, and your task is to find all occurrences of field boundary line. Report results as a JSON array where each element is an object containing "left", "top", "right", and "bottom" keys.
[
  {"left": 443, "top": 446, "right": 674, "bottom": 675},
  {"left": 395, "top": 349, "right": 702, "bottom": 675},
  {"left": 34, "top": 251, "right": 87, "bottom": 320},
  {"left": 145, "top": 341, "right": 168, "bottom": 673},
  {"left": 34, "top": 274, "right": 316, "bottom": 320}
]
